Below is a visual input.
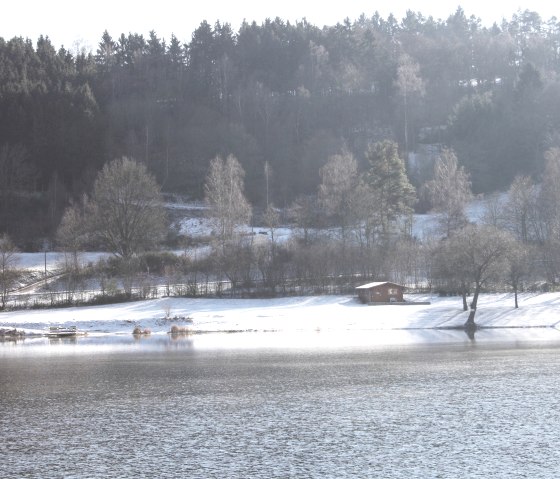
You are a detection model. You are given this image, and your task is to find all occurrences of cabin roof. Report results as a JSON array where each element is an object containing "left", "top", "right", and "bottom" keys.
[{"left": 355, "top": 281, "right": 405, "bottom": 290}]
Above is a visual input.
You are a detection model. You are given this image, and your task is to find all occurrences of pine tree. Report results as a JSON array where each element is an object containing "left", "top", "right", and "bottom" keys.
[{"left": 364, "top": 140, "right": 416, "bottom": 242}]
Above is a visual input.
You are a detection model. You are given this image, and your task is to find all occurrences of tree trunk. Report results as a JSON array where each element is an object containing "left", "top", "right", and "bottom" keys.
[
  {"left": 462, "top": 290, "right": 468, "bottom": 311},
  {"left": 465, "top": 284, "right": 481, "bottom": 330},
  {"left": 465, "top": 309, "right": 476, "bottom": 326},
  {"left": 470, "top": 286, "right": 480, "bottom": 312},
  {"left": 514, "top": 285, "right": 519, "bottom": 309}
]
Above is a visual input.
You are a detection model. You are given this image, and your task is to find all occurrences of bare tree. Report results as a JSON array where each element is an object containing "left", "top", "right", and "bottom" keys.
[
  {"left": 539, "top": 148, "right": 560, "bottom": 241},
  {"left": 432, "top": 235, "right": 472, "bottom": 311},
  {"left": 59, "top": 157, "right": 166, "bottom": 259},
  {"left": 318, "top": 151, "right": 361, "bottom": 242},
  {"left": 388, "top": 238, "right": 427, "bottom": 288},
  {"left": 212, "top": 236, "right": 254, "bottom": 294},
  {"left": 56, "top": 195, "right": 90, "bottom": 271},
  {"left": 504, "top": 239, "right": 533, "bottom": 309},
  {"left": 205, "top": 154, "right": 252, "bottom": 246},
  {"left": 290, "top": 195, "right": 319, "bottom": 246},
  {"left": 94, "top": 157, "right": 166, "bottom": 258},
  {"left": 438, "top": 224, "right": 512, "bottom": 328},
  {"left": 504, "top": 175, "right": 539, "bottom": 243},
  {"left": 0, "top": 234, "right": 19, "bottom": 309},
  {"left": 481, "top": 193, "right": 507, "bottom": 229},
  {"left": 264, "top": 161, "right": 272, "bottom": 208},
  {"left": 262, "top": 204, "right": 280, "bottom": 243},
  {"left": 256, "top": 203, "right": 283, "bottom": 292},
  {"left": 426, "top": 148, "right": 473, "bottom": 237},
  {"left": 395, "top": 54, "right": 425, "bottom": 156},
  {"left": 535, "top": 149, "right": 560, "bottom": 280}
]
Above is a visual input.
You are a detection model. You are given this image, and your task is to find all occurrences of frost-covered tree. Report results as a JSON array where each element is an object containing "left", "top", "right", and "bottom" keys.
[
  {"left": 504, "top": 175, "right": 539, "bottom": 243},
  {"left": 0, "top": 234, "right": 19, "bottom": 309},
  {"left": 534, "top": 148, "right": 560, "bottom": 281},
  {"left": 539, "top": 148, "right": 560, "bottom": 242},
  {"left": 318, "top": 151, "right": 362, "bottom": 241},
  {"left": 90, "top": 157, "right": 166, "bottom": 258},
  {"left": 204, "top": 154, "right": 252, "bottom": 245},
  {"left": 56, "top": 195, "right": 90, "bottom": 270},
  {"left": 58, "top": 157, "right": 166, "bottom": 259},
  {"left": 426, "top": 148, "right": 473, "bottom": 237}
]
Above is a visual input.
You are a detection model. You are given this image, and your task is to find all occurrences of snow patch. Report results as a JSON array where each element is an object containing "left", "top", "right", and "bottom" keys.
[{"left": 2, "top": 293, "right": 560, "bottom": 339}]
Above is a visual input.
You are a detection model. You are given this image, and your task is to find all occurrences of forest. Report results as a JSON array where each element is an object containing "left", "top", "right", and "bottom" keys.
[{"left": 2, "top": 7, "right": 560, "bottom": 245}]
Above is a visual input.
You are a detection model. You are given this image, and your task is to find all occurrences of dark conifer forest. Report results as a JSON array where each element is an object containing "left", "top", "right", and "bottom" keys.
[{"left": 2, "top": 8, "right": 560, "bottom": 246}]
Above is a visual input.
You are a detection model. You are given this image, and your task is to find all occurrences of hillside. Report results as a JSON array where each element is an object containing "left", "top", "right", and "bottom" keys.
[{"left": 2, "top": 9, "right": 560, "bottom": 242}]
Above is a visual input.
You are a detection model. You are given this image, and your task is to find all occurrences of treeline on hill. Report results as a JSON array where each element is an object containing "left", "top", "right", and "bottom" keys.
[{"left": 2, "top": 8, "right": 560, "bottom": 245}]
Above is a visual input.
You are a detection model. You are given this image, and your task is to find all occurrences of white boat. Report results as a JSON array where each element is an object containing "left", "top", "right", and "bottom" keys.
[{"left": 46, "top": 326, "right": 80, "bottom": 337}]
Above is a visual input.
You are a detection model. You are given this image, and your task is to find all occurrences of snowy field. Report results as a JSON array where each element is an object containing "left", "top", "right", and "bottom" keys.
[
  {"left": 2, "top": 293, "right": 560, "bottom": 340},
  {"left": 17, "top": 252, "right": 111, "bottom": 271}
]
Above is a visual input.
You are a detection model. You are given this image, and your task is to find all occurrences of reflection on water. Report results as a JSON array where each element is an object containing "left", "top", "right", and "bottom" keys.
[
  {"left": 1, "top": 327, "right": 560, "bottom": 357},
  {"left": 1, "top": 332, "right": 560, "bottom": 478},
  {"left": 0, "top": 333, "right": 196, "bottom": 356}
]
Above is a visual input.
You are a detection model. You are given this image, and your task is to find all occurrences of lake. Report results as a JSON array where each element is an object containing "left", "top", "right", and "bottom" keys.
[{"left": 1, "top": 332, "right": 560, "bottom": 478}]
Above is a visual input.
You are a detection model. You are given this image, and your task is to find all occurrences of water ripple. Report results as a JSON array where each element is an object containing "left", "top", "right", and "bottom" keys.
[{"left": 1, "top": 345, "right": 559, "bottom": 478}]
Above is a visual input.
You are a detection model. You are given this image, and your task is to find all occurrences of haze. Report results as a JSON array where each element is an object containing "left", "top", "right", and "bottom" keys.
[{"left": 2, "top": 0, "right": 557, "bottom": 51}]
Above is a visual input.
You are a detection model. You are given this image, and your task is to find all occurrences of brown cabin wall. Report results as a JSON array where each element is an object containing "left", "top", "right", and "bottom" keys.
[{"left": 358, "top": 284, "right": 404, "bottom": 303}]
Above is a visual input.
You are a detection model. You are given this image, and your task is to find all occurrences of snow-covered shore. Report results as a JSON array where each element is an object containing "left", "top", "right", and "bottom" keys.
[{"left": 2, "top": 293, "right": 560, "bottom": 337}]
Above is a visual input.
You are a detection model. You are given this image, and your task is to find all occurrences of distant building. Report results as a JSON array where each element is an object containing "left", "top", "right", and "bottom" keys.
[{"left": 356, "top": 282, "right": 405, "bottom": 304}]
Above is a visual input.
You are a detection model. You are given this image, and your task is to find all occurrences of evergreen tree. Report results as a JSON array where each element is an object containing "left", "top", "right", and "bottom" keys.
[{"left": 364, "top": 140, "right": 416, "bottom": 242}]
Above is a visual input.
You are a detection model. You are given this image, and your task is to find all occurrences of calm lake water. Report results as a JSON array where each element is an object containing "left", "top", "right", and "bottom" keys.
[{"left": 1, "top": 332, "right": 560, "bottom": 478}]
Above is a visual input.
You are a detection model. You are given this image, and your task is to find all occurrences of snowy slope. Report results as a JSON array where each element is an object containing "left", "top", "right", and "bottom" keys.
[{"left": 2, "top": 293, "right": 560, "bottom": 337}]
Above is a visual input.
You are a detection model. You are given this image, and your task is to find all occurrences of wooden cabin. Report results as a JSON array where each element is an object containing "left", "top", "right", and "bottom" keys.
[{"left": 356, "top": 282, "right": 405, "bottom": 304}]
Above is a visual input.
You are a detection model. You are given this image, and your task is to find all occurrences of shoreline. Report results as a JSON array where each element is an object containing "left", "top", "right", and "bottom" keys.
[
  {"left": 2, "top": 293, "right": 560, "bottom": 340},
  {"left": 3, "top": 328, "right": 560, "bottom": 358},
  {"left": 3, "top": 323, "right": 560, "bottom": 340}
]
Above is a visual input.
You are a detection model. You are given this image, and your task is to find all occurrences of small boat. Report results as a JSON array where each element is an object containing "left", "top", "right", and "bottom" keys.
[{"left": 46, "top": 326, "right": 80, "bottom": 338}]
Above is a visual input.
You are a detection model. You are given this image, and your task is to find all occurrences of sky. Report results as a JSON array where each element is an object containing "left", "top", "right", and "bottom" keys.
[{"left": 1, "top": 1, "right": 558, "bottom": 52}]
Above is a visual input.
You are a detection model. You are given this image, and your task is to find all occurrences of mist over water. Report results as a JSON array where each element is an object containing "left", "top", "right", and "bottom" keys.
[{"left": 1, "top": 338, "right": 559, "bottom": 478}]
